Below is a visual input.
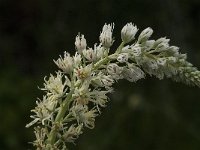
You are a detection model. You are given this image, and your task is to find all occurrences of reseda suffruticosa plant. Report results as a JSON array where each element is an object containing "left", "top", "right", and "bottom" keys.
[{"left": 26, "top": 22, "right": 200, "bottom": 149}]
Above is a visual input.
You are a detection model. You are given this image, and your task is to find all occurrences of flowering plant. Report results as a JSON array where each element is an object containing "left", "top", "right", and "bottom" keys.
[{"left": 26, "top": 22, "right": 200, "bottom": 149}]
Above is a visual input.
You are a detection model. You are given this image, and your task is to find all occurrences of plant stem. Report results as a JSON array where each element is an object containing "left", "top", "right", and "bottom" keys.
[
  {"left": 116, "top": 42, "right": 125, "bottom": 53},
  {"left": 93, "top": 42, "right": 124, "bottom": 70},
  {"left": 47, "top": 89, "right": 74, "bottom": 145},
  {"left": 47, "top": 42, "right": 124, "bottom": 147}
]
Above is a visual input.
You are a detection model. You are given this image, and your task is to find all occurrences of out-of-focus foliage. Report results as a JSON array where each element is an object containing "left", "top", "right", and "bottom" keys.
[{"left": 0, "top": 0, "right": 200, "bottom": 149}]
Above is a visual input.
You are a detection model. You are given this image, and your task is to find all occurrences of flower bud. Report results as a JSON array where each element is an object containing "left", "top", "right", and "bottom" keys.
[
  {"left": 121, "top": 23, "right": 138, "bottom": 43},
  {"left": 123, "top": 65, "right": 145, "bottom": 82},
  {"left": 154, "top": 37, "right": 170, "bottom": 48},
  {"left": 138, "top": 27, "right": 153, "bottom": 43},
  {"left": 107, "top": 63, "right": 123, "bottom": 79},
  {"left": 75, "top": 34, "right": 87, "bottom": 53},
  {"left": 131, "top": 44, "right": 142, "bottom": 57},
  {"left": 101, "top": 75, "right": 114, "bottom": 87},
  {"left": 155, "top": 42, "right": 169, "bottom": 52},
  {"left": 167, "top": 57, "right": 177, "bottom": 63},
  {"left": 167, "top": 46, "right": 179, "bottom": 56},
  {"left": 107, "top": 63, "right": 121, "bottom": 75},
  {"left": 157, "top": 58, "right": 167, "bottom": 66},
  {"left": 99, "top": 23, "right": 114, "bottom": 48},
  {"left": 117, "top": 53, "right": 129, "bottom": 63},
  {"left": 145, "top": 40, "right": 155, "bottom": 50}
]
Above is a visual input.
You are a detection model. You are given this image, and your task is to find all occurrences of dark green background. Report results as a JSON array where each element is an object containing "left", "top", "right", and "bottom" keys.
[{"left": 0, "top": 0, "right": 200, "bottom": 149}]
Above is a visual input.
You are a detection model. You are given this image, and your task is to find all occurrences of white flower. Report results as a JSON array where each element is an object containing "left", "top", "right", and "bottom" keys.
[
  {"left": 81, "top": 109, "right": 97, "bottom": 129},
  {"left": 82, "top": 48, "right": 97, "bottom": 62},
  {"left": 73, "top": 52, "right": 82, "bottom": 67},
  {"left": 54, "top": 52, "right": 73, "bottom": 73},
  {"left": 33, "top": 127, "right": 47, "bottom": 148},
  {"left": 75, "top": 34, "right": 87, "bottom": 53},
  {"left": 117, "top": 53, "right": 129, "bottom": 63},
  {"left": 42, "top": 72, "right": 66, "bottom": 98},
  {"left": 26, "top": 96, "right": 56, "bottom": 128},
  {"left": 75, "top": 65, "right": 92, "bottom": 80},
  {"left": 99, "top": 23, "right": 114, "bottom": 48},
  {"left": 71, "top": 105, "right": 97, "bottom": 129},
  {"left": 94, "top": 44, "right": 105, "bottom": 59},
  {"left": 138, "top": 27, "right": 153, "bottom": 43},
  {"left": 63, "top": 124, "right": 83, "bottom": 143},
  {"left": 73, "top": 81, "right": 90, "bottom": 105},
  {"left": 90, "top": 90, "right": 109, "bottom": 108},
  {"left": 25, "top": 22, "right": 200, "bottom": 150},
  {"left": 121, "top": 23, "right": 138, "bottom": 43}
]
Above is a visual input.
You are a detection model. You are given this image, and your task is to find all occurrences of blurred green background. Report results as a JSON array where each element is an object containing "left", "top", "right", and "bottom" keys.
[{"left": 0, "top": 0, "right": 200, "bottom": 149}]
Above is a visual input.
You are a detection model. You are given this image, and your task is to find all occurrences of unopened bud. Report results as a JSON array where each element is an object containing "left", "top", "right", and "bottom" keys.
[
  {"left": 131, "top": 44, "right": 142, "bottom": 57},
  {"left": 138, "top": 27, "right": 153, "bottom": 43},
  {"left": 154, "top": 37, "right": 170, "bottom": 48},
  {"left": 117, "top": 53, "right": 129, "bottom": 63},
  {"left": 99, "top": 23, "right": 114, "bottom": 48},
  {"left": 107, "top": 63, "right": 121, "bottom": 75},
  {"left": 121, "top": 23, "right": 138, "bottom": 43}
]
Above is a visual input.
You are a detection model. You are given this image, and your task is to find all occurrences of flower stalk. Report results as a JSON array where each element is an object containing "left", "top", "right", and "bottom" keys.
[
  {"left": 47, "top": 89, "right": 74, "bottom": 145},
  {"left": 26, "top": 22, "right": 200, "bottom": 149}
]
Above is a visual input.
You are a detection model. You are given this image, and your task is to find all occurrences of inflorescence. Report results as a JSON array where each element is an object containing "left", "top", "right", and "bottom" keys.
[{"left": 26, "top": 22, "right": 200, "bottom": 149}]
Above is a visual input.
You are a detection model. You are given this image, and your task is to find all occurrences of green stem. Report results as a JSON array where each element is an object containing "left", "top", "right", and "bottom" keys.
[
  {"left": 47, "top": 89, "right": 74, "bottom": 145},
  {"left": 93, "top": 54, "right": 114, "bottom": 70},
  {"left": 46, "top": 42, "right": 125, "bottom": 147},
  {"left": 81, "top": 53, "right": 86, "bottom": 67},
  {"left": 93, "top": 42, "right": 124, "bottom": 70},
  {"left": 116, "top": 42, "right": 125, "bottom": 53}
]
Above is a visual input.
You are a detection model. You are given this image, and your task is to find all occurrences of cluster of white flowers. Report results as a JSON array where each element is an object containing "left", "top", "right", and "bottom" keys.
[{"left": 27, "top": 22, "right": 200, "bottom": 149}]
